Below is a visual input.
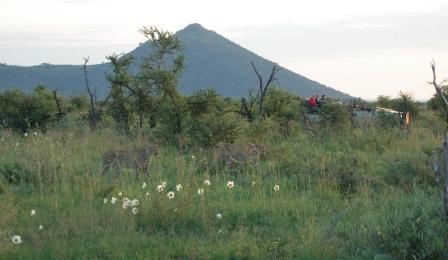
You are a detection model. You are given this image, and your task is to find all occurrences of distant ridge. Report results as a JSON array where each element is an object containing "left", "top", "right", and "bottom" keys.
[{"left": 0, "top": 23, "right": 352, "bottom": 99}]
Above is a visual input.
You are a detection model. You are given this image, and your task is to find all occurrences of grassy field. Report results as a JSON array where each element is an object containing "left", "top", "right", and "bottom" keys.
[{"left": 0, "top": 112, "right": 447, "bottom": 259}]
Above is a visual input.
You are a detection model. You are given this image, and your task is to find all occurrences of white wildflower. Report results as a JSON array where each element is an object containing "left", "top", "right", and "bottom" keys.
[
  {"left": 197, "top": 188, "right": 204, "bottom": 195},
  {"left": 111, "top": 197, "right": 117, "bottom": 204},
  {"left": 167, "top": 191, "right": 175, "bottom": 199},
  {"left": 132, "top": 207, "right": 139, "bottom": 214},
  {"left": 157, "top": 184, "right": 164, "bottom": 192},
  {"left": 204, "top": 180, "right": 211, "bottom": 186},
  {"left": 118, "top": 192, "right": 123, "bottom": 197},
  {"left": 39, "top": 225, "right": 44, "bottom": 231},
  {"left": 34, "top": 131, "right": 38, "bottom": 136},
  {"left": 216, "top": 213, "right": 222, "bottom": 220},
  {"left": 24, "top": 133, "right": 28, "bottom": 137},
  {"left": 131, "top": 199, "right": 139, "bottom": 206},
  {"left": 191, "top": 155, "right": 196, "bottom": 160},
  {"left": 11, "top": 235, "right": 22, "bottom": 244},
  {"left": 142, "top": 182, "right": 147, "bottom": 189},
  {"left": 252, "top": 181, "right": 256, "bottom": 186},
  {"left": 176, "top": 184, "right": 182, "bottom": 192},
  {"left": 103, "top": 198, "right": 108, "bottom": 204},
  {"left": 274, "top": 185, "right": 280, "bottom": 191},
  {"left": 227, "top": 181, "right": 235, "bottom": 189},
  {"left": 161, "top": 181, "right": 167, "bottom": 188},
  {"left": 30, "top": 209, "right": 36, "bottom": 216},
  {"left": 145, "top": 192, "right": 150, "bottom": 196},
  {"left": 123, "top": 198, "right": 133, "bottom": 207}
]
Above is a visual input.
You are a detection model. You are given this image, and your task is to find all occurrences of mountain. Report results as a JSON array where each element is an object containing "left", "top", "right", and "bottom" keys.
[{"left": 0, "top": 23, "right": 352, "bottom": 99}]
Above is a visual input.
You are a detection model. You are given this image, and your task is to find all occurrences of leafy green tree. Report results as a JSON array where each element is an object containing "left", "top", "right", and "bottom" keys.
[
  {"left": 376, "top": 95, "right": 392, "bottom": 108},
  {"left": 106, "top": 53, "right": 133, "bottom": 132},
  {"left": 186, "top": 89, "right": 239, "bottom": 147},
  {"left": 139, "top": 26, "right": 185, "bottom": 143},
  {"left": 392, "top": 92, "right": 419, "bottom": 118}
]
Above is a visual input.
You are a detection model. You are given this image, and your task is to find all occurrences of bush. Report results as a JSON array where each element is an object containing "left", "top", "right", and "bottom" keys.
[
  {"left": 0, "top": 86, "right": 60, "bottom": 131},
  {"left": 0, "top": 162, "right": 33, "bottom": 185},
  {"left": 186, "top": 90, "right": 240, "bottom": 147},
  {"left": 319, "top": 102, "right": 350, "bottom": 128}
]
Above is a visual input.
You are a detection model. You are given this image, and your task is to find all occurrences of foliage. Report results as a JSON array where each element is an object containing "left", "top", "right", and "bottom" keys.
[
  {"left": 186, "top": 89, "right": 239, "bottom": 147},
  {"left": 105, "top": 54, "right": 134, "bottom": 132},
  {"left": 139, "top": 26, "right": 185, "bottom": 141},
  {"left": 392, "top": 92, "right": 419, "bottom": 118},
  {"left": 376, "top": 95, "right": 392, "bottom": 108},
  {"left": 68, "top": 95, "right": 89, "bottom": 112},
  {"left": 0, "top": 86, "right": 61, "bottom": 131},
  {"left": 264, "top": 87, "right": 303, "bottom": 136},
  {"left": 319, "top": 102, "right": 350, "bottom": 128},
  {"left": 428, "top": 86, "right": 448, "bottom": 121}
]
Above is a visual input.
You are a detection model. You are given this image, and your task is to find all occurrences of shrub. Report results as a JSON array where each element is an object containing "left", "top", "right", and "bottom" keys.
[
  {"left": 186, "top": 90, "right": 240, "bottom": 148},
  {"left": 0, "top": 162, "right": 33, "bottom": 185},
  {"left": 319, "top": 102, "right": 350, "bottom": 128},
  {"left": 0, "top": 86, "right": 60, "bottom": 131}
]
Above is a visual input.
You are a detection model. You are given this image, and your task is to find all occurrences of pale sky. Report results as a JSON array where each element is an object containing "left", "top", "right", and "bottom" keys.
[{"left": 1, "top": 0, "right": 448, "bottom": 99}]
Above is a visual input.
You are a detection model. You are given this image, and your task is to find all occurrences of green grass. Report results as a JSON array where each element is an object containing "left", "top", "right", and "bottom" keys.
[{"left": 0, "top": 114, "right": 447, "bottom": 259}]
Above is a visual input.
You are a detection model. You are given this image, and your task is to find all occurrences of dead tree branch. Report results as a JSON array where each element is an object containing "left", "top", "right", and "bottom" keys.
[
  {"left": 429, "top": 60, "right": 448, "bottom": 220},
  {"left": 83, "top": 56, "right": 99, "bottom": 130},
  {"left": 250, "top": 61, "right": 280, "bottom": 119}
]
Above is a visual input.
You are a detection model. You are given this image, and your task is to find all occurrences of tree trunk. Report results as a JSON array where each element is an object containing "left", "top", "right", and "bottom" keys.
[
  {"left": 83, "top": 57, "right": 98, "bottom": 130},
  {"left": 442, "top": 134, "right": 448, "bottom": 218},
  {"left": 52, "top": 90, "right": 65, "bottom": 121}
]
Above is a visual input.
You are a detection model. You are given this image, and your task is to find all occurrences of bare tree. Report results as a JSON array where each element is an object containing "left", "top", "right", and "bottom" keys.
[
  {"left": 83, "top": 57, "right": 99, "bottom": 130},
  {"left": 251, "top": 61, "right": 280, "bottom": 119},
  {"left": 429, "top": 60, "right": 448, "bottom": 220}
]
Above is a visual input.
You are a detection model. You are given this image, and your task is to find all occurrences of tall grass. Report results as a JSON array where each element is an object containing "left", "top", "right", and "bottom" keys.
[{"left": 0, "top": 112, "right": 447, "bottom": 258}]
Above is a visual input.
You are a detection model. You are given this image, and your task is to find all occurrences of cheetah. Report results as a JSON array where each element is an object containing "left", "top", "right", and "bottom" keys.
[
  {"left": 101, "top": 145, "right": 159, "bottom": 176},
  {"left": 213, "top": 143, "right": 267, "bottom": 167}
]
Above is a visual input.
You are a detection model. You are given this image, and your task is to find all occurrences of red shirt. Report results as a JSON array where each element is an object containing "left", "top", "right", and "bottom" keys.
[{"left": 308, "top": 97, "right": 317, "bottom": 107}]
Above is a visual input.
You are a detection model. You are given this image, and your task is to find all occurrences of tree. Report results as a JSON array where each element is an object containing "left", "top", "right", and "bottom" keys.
[
  {"left": 82, "top": 57, "right": 100, "bottom": 130},
  {"left": 186, "top": 89, "right": 239, "bottom": 147},
  {"left": 139, "top": 26, "right": 185, "bottom": 143},
  {"left": 392, "top": 91, "right": 419, "bottom": 119},
  {"left": 250, "top": 61, "right": 280, "bottom": 119},
  {"left": 376, "top": 95, "right": 392, "bottom": 108},
  {"left": 428, "top": 60, "right": 448, "bottom": 220},
  {"left": 106, "top": 53, "right": 133, "bottom": 132}
]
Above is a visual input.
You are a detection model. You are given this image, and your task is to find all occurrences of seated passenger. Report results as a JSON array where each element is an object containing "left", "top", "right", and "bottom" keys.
[{"left": 318, "top": 94, "right": 326, "bottom": 108}]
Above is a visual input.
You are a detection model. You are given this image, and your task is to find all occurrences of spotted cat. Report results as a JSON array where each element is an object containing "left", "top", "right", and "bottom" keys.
[
  {"left": 213, "top": 143, "right": 267, "bottom": 167},
  {"left": 102, "top": 145, "right": 159, "bottom": 176}
]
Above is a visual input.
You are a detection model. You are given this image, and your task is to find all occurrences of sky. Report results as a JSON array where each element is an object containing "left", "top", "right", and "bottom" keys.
[{"left": 1, "top": 0, "right": 448, "bottom": 100}]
